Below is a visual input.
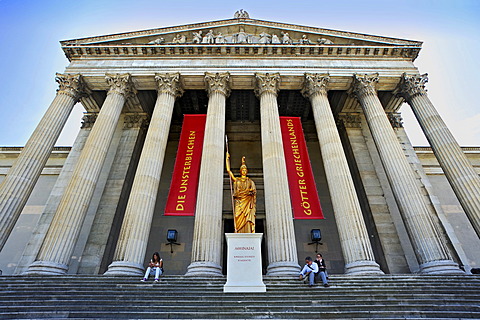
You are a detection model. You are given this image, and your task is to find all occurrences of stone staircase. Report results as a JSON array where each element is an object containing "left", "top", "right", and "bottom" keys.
[{"left": 1, "top": 275, "right": 479, "bottom": 319}]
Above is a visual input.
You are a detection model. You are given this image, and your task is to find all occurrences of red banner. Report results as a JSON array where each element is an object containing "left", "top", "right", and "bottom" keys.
[
  {"left": 164, "top": 114, "right": 206, "bottom": 216},
  {"left": 280, "top": 117, "right": 324, "bottom": 219}
]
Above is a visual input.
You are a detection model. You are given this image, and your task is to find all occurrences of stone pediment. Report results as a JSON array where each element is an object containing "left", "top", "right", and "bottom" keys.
[{"left": 61, "top": 15, "right": 422, "bottom": 61}]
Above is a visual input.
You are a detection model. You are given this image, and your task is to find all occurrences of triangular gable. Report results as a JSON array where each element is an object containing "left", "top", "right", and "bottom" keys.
[{"left": 61, "top": 17, "right": 422, "bottom": 47}]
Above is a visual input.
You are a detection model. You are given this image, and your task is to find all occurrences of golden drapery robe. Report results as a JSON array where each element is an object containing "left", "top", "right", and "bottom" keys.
[{"left": 233, "top": 177, "right": 256, "bottom": 233}]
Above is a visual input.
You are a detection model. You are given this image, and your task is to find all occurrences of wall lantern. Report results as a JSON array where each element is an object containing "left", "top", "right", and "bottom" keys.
[
  {"left": 308, "top": 229, "right": 322, "bottom": 253},
  {"left": 166, "top": 229, "right": 180, "bottom": 253}
]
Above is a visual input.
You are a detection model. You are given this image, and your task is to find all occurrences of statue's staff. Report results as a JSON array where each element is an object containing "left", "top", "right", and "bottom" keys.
[{"left": 225, "top": 135, "right": 236, "bottom": 232}]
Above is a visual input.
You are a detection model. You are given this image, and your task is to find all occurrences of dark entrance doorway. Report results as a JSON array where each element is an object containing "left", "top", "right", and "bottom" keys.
[{"left": 222, "top": 219, "right": 267, "bottom": 275}]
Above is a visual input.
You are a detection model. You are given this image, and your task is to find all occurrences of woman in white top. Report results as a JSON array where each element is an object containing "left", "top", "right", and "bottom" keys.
[{"left": 141, "top": 252, "right": 163, "bottom": 282}]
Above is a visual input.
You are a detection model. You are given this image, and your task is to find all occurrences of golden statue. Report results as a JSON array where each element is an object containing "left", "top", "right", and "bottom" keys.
[{"left": 226, "top": 152, "right": 256, "bottom": 233}]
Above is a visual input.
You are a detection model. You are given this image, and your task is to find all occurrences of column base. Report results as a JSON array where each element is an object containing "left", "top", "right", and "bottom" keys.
[
  {"left": 185, "top": 261, "right": 223, "bottom": 277},
  {"left": 345, "top": 260, "right": 384, "bottom": 275},
  {"left": 104, "top": 261, "right": 144, "bottom": 276},
  {"left": 266, "top": 261, "right": 301, "bottom": 276},
  {"left": 24, "top": 261, "right": 68, "bottom": 275},
  {"left": 419, "top": 260, "right": 464, "bottom": 274}
]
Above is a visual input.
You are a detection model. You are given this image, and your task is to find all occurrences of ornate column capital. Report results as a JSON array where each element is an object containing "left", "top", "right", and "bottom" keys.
[
  {"left": 55, "top": 73, "right": 89, "bottom": 101},
  {"left": 301, "top": 73, "right": 330, "bottom": 98},
  {"left": 351, "top": 73, "right": 379, "bottom": 100},
  {"left": 105, "top": 73, "right": 136, "bottom": 98},
  {"left": 155, "top": 73, "right": 184, "bottom": 98},
  {"left": 336, "top": 113, "right": 362, "bottom": 128},
  {"left": 123, "top": 113, "right": 150, "bottom": 129},
  {"left": 388, "top": 112, "right": 404, "bottom": 128},
  {"left": 81, "top": 113, "right": 98, "bottom": 129},
  {"left": 254, "top": 72, "right": 281, "bottom": 97},
  {"left": 204, "top": 72, "right": 231, "bottom": 97},
  {"left": 396, "top": 73, "right": 428, "bottom": 101}
]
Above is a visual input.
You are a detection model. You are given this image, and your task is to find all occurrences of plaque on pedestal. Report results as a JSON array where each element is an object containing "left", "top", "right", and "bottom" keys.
[{"left": 224, "top": 233, "right": 266, "bottom": 292}]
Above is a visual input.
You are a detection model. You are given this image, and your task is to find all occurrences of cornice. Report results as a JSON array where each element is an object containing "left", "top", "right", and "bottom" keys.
[{"left": 62, "top": 44, "right": 421, "bottom": 62}]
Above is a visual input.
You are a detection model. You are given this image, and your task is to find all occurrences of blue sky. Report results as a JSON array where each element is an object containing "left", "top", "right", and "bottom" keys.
[{"left": 0, "top": 0, "right": 479, "bottom": 146}]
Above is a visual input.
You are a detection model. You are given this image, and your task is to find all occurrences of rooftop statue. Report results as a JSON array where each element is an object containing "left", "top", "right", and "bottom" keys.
[
  {"left": 226, "top": 152, "right": 256, "bottom": 233},
  {"left": 234, "top": 9, "right": 250, "bottom": 19}
]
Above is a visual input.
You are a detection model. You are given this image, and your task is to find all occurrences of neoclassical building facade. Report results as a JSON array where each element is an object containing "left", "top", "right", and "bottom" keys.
[{"left": 1, "top": 13, "right": 479, "bottom": 276}]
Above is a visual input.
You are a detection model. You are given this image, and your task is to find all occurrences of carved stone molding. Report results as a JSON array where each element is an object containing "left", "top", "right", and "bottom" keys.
[
  {"left": 55, "top": 73, "right": 89, "bottom": 101},
  {"left": 388, "top": 112, "right": 404, "bottom": 128},
  {"left": 154, "top": 73, "right": 184, "bottom": 98},
  {"left": 336, "top": 113, "right": 362, "bottom": 128},
  {"left": 254, "top": 72, "right": 280, "bottom": 97},
  {"left": 351, "top": 73, "right": 379, "bottom": 100},
  {"left": 105, "top": 73, "right": 136, "bottom": 98},
  {"left": 301, "top": 73, "right": 330, "bottom": 98},
  {"left": 81, "top": 113, "right": 98, "bottom": 129},
  {"left": 204, "top": 72, "right": 231, "bottom": 97},
  {"left": 123, "top": 113, "right": 150, "bottom": 129},
  {"left": 396, "top": 73, "right": 428, "bottom": 101}
]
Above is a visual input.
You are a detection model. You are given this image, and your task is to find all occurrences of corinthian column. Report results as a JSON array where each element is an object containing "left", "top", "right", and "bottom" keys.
[
  {"left": 105, "top": 73, "right": 183, "bottom": 275},
  {"left": 186, "top": 72, "right": 230, "bottom": 276},
  {"left": 302, "top": 74, "right": 383, "bottom": 275},
  {"left": 352, "top": 74, "right": 461, "bottom": 274},
  {"left": 26, "top": 74, "right": 134, "bottom": 275},
  {"left": 255, "top": 73, "right": 300, "bottom": 276},
  {"left": 0, "top": 74, "right": 87, "bottom": 250},
  {"left": 398, "top": 73, "right": 480, "bottom": 237}
]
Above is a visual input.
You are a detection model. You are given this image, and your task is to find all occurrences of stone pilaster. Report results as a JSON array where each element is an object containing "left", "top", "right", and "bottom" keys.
[
  {"left": 255, "top": 72, "right": 300, "bottom": 276},
  {"left": 302, "top": 73, "right": 383, "bottom": 274},
  {"left": 352, "top": 73, "right": 461, "bottom": 274},
  {"left": 398, "top": 73, "right": 480, "bottom": 238},
  {"left": 106, "top": 73, "right": 183, "bottom": 276},
  {"left": 26, "top": 74, "right": 134, "bottom": 275},
  {"left": 0, "top": 74, "right": 87, "bottom": 250},
  {"left": 186, "top": 72, "right": 230, "bottom": 276}
]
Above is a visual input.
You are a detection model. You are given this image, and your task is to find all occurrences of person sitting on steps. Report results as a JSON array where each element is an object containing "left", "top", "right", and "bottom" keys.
[
  {"left": 299, "top": 256, "right": 318, "bottom": 287},
  {"left": 141, "top": 252, "right": 163, "bottom": 283},
  {"left": 314, "top": 253, "right": 329, "bottom": 287}
]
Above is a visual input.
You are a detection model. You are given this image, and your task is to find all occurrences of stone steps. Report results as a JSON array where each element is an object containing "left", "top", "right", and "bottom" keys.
[{"left": 0, "top": 275, "right": 479, "bottom": 319}]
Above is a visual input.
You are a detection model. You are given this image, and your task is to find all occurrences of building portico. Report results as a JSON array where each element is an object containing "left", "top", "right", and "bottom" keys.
[{"left": 1, "top": 13, "right": 479, "bottom": 276}]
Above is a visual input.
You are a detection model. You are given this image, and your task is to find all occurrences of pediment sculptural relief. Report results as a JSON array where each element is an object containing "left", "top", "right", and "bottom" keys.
[{"left": 146, "top": 29, "right": 334, "bottom": 46}]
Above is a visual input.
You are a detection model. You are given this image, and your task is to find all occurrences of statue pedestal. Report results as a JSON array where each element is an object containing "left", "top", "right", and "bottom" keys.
[{"left": 224, "top": 233, "right": 266, "bottom": 293}]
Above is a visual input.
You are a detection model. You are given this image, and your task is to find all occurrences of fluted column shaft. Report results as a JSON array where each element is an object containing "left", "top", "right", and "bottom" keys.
[
  {"left": 186, "top": 72, "right": 230, "bottom": 276},
  {"left": 106, "top": 73, "right": 183, "bottom": 276},
  {"left": 0, "top": 74, "right": 86, "bottom": 250},
  {"left": 399, "top": 73, "right": 480, "bottom": 237},
  {"left": 255, "top": 73, "right": 300, "bottom": 276},
  {"left": 302, "top": 74, "right": 383, "bottom": 275},
  {"left": 353, "top": 74, "right": 461, "bottom": 274},
  {"left": 26, "top": 74, "right": 134, "bottom": 275}
]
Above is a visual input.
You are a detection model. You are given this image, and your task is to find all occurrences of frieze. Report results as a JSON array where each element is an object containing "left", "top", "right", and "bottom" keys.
[{"left": 63, "top": 44, "right": 420, "bottom": 61}]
